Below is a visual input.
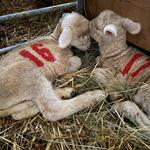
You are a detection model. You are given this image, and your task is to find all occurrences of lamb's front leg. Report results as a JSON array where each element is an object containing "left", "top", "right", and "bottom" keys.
[
  {"left": 111, "top": 101, "right": 150, "bottom": 130},
  {"left": 55, "top": 87, "right": 76, "bottom": 99},
  {"left": 133, "top": 81, "right": 150, "bottom": 119},
  {"left": 29, "top": 76, "right": 106, "bottom": 122},
  {"left": 42, "top": 90, "right": 106, "bottom": 121},
  {"left": 93, "top": 67, "right": 124, "bottom": 100},
  {"left": 93, "top": 67, "right": 109, "bottom": 85}
]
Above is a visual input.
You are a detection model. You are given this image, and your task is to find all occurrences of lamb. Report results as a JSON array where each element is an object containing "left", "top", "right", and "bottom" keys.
[
  {"left": 90, "top": 10, "right": 150, "bottom": 130},
  {"left": 0, "top": 12, "right": 106, "bottom": 121}
]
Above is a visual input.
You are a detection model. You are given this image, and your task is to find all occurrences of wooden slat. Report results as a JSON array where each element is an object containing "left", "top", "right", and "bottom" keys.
[{"left": 85, "top": 0, "right": 150, "bottom": 51}]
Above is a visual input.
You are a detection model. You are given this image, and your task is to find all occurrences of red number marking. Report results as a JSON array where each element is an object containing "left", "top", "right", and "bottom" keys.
[
  {"left": 31, "top": 43, "right": 56, "bottom": 62},
  {"left": 131, "top": 58, "right": 150, "bottom": 78},
  {"left": 122, "top": 53, "right": 143, "bottom": 76},
  {"left": 20, "top": 43, "right": 56, "bottom": 67},
  {"left": 122, "top": 53, "right": 150, "bottom": 78},
  {"left": 20, "top": 50, "right": 44, "bottom": 67}
]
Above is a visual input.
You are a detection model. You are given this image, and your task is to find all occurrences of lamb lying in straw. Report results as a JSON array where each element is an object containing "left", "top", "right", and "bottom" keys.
[
  {"left": 90, "top": 10, "right": 150, "bottom": 130},
  {"left": 0, "top": 12, "right": 105, "bottom": 121}
]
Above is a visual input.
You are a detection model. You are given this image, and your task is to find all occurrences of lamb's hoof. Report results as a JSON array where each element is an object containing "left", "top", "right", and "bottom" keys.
[{"left": 57, "top": 87, "right": 76, "bottom": 99}]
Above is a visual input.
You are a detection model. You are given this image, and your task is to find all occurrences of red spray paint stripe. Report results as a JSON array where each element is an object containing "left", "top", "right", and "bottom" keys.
[
  {"left": 131, "top": 61, "right": 150, "bottom": 78},
  {"left": 20, "top": 50, "right": 44, "bottom": 67},
  {"left": 31, "top": 43, "right": 56, "bottom": 62},
  {"left": 122, "top": 53, "right": 143, "bottom": 76}
]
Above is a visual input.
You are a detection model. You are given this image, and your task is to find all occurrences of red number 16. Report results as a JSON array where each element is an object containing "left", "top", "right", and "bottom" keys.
[{"left": 20, "top": 43, "right": 56, "bottom": 67}]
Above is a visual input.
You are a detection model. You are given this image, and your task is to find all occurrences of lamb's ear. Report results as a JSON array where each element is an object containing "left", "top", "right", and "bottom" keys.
[
  {"left": 103, "top": 24, "right": 118, "bottom": 37},
  {"left": 122, "top": 18, "right": 141, "bottom": 34},
  {"left": 58, "top": 28, "right": 73, "bottom": 49}
]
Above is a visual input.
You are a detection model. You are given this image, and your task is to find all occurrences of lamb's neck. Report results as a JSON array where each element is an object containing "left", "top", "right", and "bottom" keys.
[{"left": 100, "top": 41, "right": 128, "bottom": 60}]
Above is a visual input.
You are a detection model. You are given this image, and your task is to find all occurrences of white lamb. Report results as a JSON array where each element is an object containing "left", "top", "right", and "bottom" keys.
[
  {"left": 90, "top": 10, "right": 150, "bottom": 130},
  {"left": 0, "top": 12, "right": 105, "bottom": 121}
]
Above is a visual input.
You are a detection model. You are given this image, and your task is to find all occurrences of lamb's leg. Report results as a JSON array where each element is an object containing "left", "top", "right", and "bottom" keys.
[
  {"left": 55, "top": 87, "right": 76, "bottom": 99},
  {"left": 33, "top": 79, "right": 106, "bottom": 121},
  {"left": 93, "top": 67, "right": 109, "bottom": 85},
  {"left": 0, "top": 96, "right": 25, "bottom": 110},
  {"left": 11, "top": 87, "right": 76, "bottom": 120},
  {"left": 12, "top": 102, "right": 39, "bottom": 120},
  {"left": 93, "top": 67, "right": 124, "bottom": 100},
  {"left": 67, "top": 56, "right": 81, "bottom": 72},
  {"left": 133, "top": 82, "right": 150, "bottom": 119},
  {"left": 111, "top": 101, "right": 150, "bottom": 129},
  {"left": 40, "top": 90, "right": 106, "bottom": 121}
]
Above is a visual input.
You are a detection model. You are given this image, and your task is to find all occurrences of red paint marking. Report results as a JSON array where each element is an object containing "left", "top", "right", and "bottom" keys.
[
  {"left": 31, "top": 43, "right": 56, "bottom": 62},
  {"left": 122, "top": 53, "right": 143, "bottom": 76},
  {"left": 20, "top": 50, "right": 44, "bottom": 67},
  {"left": 131, "top": 60, "right": 150, "bottom": 78}
]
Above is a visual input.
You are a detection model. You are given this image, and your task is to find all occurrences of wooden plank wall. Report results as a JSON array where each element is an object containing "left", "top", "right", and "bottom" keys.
[{"left": 85, "top": 0, "right": 150, "bottom": 52}]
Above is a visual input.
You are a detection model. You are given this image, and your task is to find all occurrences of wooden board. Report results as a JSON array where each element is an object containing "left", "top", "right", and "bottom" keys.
[{"left": 85, "top": 0, "right": 150, "bottom": 52}]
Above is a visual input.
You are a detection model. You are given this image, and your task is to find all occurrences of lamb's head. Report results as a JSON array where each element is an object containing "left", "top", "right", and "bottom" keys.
[
  {"left": 90, "top": 10, "right": 141, "bottom": 45},
  {"left": 58, "top": 12, "right": 90, "bottom": 51}
]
